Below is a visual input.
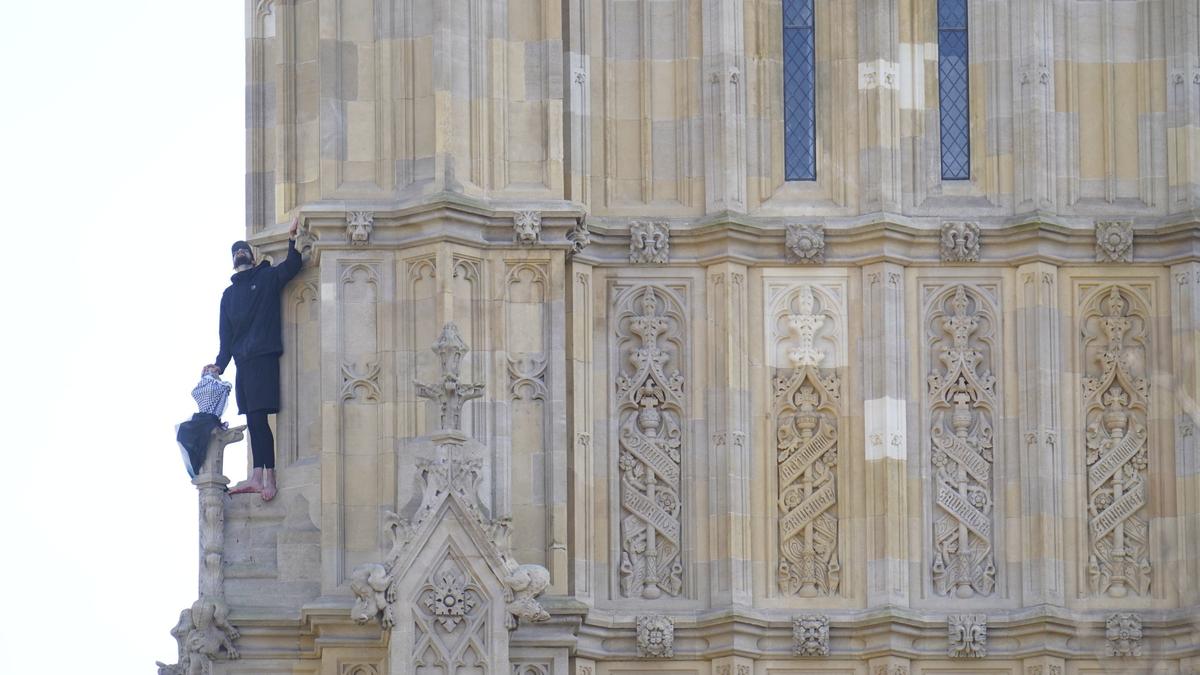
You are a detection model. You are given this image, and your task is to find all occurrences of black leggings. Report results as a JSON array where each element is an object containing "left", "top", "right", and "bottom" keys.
[{"left": 247, "top": 411, "right": 275, "bottom": 469}]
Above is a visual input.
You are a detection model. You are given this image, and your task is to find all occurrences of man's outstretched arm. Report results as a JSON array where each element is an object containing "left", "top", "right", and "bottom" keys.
[{"left": 275, "top": 216, "right": 303, "bottom": 285}]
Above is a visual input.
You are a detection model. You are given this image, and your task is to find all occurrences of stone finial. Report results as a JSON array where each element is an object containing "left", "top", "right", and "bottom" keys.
[
  {"left": 1106, "top": 613, "right": 1143, "bottom": 657},
  {"left": 347, "top": 211, "right": 375, "bottom": 246},
  {"left": 415, "top": 323, "right": 484, "bottom": 432},
  {"left": 1096, "top": 220, "right": 1134, "bottom": 263},
  {"left": 568, "top": 219, "right": 592, "bottom": 254},
  {"left": 630, "top": 221, "right": 670, "bottom": 264},
  {"left": 514, "top": 211, "right": 541, "bottom": 245},
  {"left": 940, "top": 222, "right": 981, "bottom": 262},
  {"left": 948, "top": 614, "right": 987, "bottom": 658},
  {"left": 792, "top": 615, "right": 830, "bottom": 656},
  {"left": 636, "top": 615, "right": 674, "bottom": 658},
  {"left": 786, "top": 224, "right": 826, "bottom": 264}
]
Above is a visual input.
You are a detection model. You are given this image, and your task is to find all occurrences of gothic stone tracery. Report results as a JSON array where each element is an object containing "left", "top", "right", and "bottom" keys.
[
  {"left": 1082, "top": 286, "right": 1152, "bottom": 597},
  {"left": 615, "top": 285, "right": 686, "bottom": 599},
  {"left": 927, "top": 286, "right": 998, "bottom": 598},
  {"left": 773, "top": 285, "right": 841, "bottom": 597}
]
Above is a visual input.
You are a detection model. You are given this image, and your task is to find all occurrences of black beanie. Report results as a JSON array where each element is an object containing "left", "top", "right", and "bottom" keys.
[{"left": 231, "top": 241, "right": 252, "bottom": 256}]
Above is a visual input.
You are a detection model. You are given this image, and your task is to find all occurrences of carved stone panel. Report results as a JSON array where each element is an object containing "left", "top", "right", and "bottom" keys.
[
  {"left": 629, "top": 222, "right": 670, "bottom": 264},
  {"left": 792, "top": 614, "right": 831, "bottom": 656},
  {"left": 926, "top": 285, "right": 998, "bottom": 597},
  {"left": 1081, "top": 286, "right": 1152, "bottom": 597},
  {"left": 636, "top": 615, "right": 674, "bottom": 658},
  {"left": 785, "top": 224, "right": 826, "bottom": 264},
  {"left": 772, "top": 285, "right": 842, "bottom": 597},
  {"left": 940, "top": 222, "right": 981, "bottom": 262},
  {"left": 947, "top": 614, "right": 987, "bottom": 658},
  {"left": 1106, "top": 612, "right": 1143, "bottom": 656},
  {"left": 1095, "top": 221, "right": 1134, "bottom": 263},
  {"left": 614, "top": 285, "right": 686, "bottom": 599},
  {"left": 412, "top": 556, "right": 489, "bottom": 673}
]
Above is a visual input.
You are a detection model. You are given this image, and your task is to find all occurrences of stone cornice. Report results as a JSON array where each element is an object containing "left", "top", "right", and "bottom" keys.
[
  {"left": 225, "top": 602, "right": 1200, "bottom": 662},
  {"left": 247, "top": 198, "right": 1200, "bottom": 267}
]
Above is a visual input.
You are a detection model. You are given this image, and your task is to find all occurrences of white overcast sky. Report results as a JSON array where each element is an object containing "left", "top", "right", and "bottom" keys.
[{"left": 0, "top": 2, "right": 249, "bottom": 670}]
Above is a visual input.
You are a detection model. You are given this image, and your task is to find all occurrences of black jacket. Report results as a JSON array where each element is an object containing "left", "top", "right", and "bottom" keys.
[{"left": 215, "top": 240, "right": 302, "bottom": 372}]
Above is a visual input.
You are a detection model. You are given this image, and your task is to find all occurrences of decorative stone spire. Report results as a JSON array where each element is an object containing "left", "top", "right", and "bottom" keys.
[{"left": 415, "top": 323, "right": 485, "bottom": 432}]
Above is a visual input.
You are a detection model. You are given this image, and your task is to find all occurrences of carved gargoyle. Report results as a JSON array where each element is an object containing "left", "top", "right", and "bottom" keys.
[
  {"left": 157, "top": 599, "right": 240, "bottom": 675},
  {"left": 350, "top": 563, "right": 395, "bottom": 628},
  {"left": 502, "top": 560, "right": 551, "bottom": 629}
]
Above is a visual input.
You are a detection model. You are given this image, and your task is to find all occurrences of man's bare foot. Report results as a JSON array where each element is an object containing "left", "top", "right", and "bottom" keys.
[
  {"left": 261, "top": 469, "right": 277, "bottom": 502},
  {"left": 229, "top": 468, "right": 265, "bottom": 495},
  {"left": 229, "top": 479, "right": 263, "bottom": 495}
]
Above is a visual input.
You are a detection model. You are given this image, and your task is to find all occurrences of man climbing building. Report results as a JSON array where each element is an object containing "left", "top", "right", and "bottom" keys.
[{"left": 204, "top": 217, "right": 302, "bottom": 501}]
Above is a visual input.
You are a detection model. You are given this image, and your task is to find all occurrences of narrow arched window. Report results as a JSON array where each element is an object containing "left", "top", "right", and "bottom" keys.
[
  {"left": 938, "top": 0, "right": 969, "bottom": 180},
  {"left": 783, "top": 0, "right": 816, "bottom": 181}
]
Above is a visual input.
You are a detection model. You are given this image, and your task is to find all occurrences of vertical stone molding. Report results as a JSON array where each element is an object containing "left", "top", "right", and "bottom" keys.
[
  {"left": 939, "top": 222, "right": 982, "bottom": 263},
  {"left": 785, "top": 224, "right": 826, "bottom": 264},
  {"left": 629, "top": 222, "right": 670, "bottom": 264},
  {"left": 862, "top": 263, "right": 909, "bottom": 606},
  {"left": 1106, "top": 613, "right": 1144, "bottom": 656},
  {"left": 1015, "top": 263, "right": 1064, "bottom": 604},
  {"left": 1170, "top": 263, "right": 1200, "bottom": 606},
  {"left": 792, "top": 614, "right": 831, "bottom": 656},
  {"left": 1095, "top": 221, "right": 1134, "bottom": 263},
  {"left": 1081, "top": 286, "right": 1152, "bottom": 597},
  {"left": 927, "top": 286, "right": 998, "bottom": 598},
  {"left": 948, "top": 614, "right": 988, "bottom": 658},
  {"left": 773, "top": 285, "right": 841, "bottom": 596},
  {"left": 636, "top": 615, "right": 675, "bottom": 658},
  {"left": 615, "top": 286, "right": 686, "bottom": 598},
  {"left": 707, "top": 264, "right": 753, "bottom": 606}
]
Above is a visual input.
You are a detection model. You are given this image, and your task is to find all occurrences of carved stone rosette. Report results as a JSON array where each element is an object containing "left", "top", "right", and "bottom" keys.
[
  {"left": 773, "top": 286, "right": 841, "bottom": 597},
  {"left": 1095, "top": 221, "right": 1134, "bottom": 263},
  {"left": 1082, "top": 287, "right": 1151, "bottom": 597},
  {"left": 927, "top": 286, "right": 997, "bottom": 597},
  {"left": 636, "top": 615, "right": 675, "bottom": 658},
  {"left": 792, "top": 614, "right": 831, "bottom": 656},
  {"left": 785, "top": 224, "right": 826, "bottom": 264},
  {"left": 629, "top": 221, "right": 670, "bottom": 264},
  {"left": 1106, "top": 612, "right": 1143, "bottom": 656},
  {"left": 948, "top": 614, "right": 987, "bottom": 658},
  {"left": 615, "top": 286, "right": 685, "bottom": 598}
]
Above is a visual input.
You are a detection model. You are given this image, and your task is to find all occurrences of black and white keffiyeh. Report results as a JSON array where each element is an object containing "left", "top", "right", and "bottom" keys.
[{"left": 192, "top": 373, "right": 232, "bottom": 416}]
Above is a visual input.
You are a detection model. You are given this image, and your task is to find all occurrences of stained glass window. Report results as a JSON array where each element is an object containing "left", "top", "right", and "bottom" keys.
[
  {"left": 783, "top": 0, "right": 816, "bottom": 181},
  {"left": 938, "top": 0, "right": 970, "bottom": 180}
]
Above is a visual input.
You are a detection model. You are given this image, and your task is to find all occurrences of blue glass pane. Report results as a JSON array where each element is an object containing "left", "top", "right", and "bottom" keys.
[
  {"left": 783, "top": 0, "right": 816, "bottom": 181},
  {"left": 783, "top": 0, "right": 814, "bottom": 27},
  {"left": 938, "top": 0, "right": 967, "bottom": 29},
  {"left": 938, "top": 2, "right": 969, "bottom": 180}
]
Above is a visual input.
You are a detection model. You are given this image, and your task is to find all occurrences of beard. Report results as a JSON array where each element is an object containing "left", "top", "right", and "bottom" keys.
[{"left": 233, "top": 251, "right": 254, "bottom": 267}]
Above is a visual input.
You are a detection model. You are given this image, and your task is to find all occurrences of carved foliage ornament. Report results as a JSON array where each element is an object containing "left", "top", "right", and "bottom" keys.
[
  {"left": 616, "top": 286, "right": 685, "bottom": 599},
  {"left": 948, "top": 614, "right": 987, "bottom": 658},
  {"left": 347, "top": 211, "right": 374, "bottom": 245},
  {"left": 928, "top": 286, "right": 997, "bottom": 598},
  {"left": 1106, "top": 612, "right": 1143, "bottom": 657},
  {"left": 940, "top": 222, "right": 981, "bottom": 262},
  {"left": 1095, "top": 221, "right": 1134, "bottom": 263},
  {"left": 636, "top": 615, "right": 674, "bottom": 658},
  {"left": 630, "top": 221, "right": 670, "bottom": 264},
  {"left": 774, "top": 286, "right": 841, "bottom": 597},
  {"left": 1082, "top": 286, "right": 1151, "bottom": 597},
  {"left": 792, "top": 614, "right": 831, "bottom": 656},
  {"left": 786, "top": 224, "right": 826, "bottom": 264},
  {"left": 514, "top": 211, "right": 541, "bottom": 245}
]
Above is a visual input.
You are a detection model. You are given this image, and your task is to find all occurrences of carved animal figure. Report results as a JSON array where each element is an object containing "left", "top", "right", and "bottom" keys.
[
  {"left": 502, "top": 561, "right": 551, "bottom": 628},
  {"left": 350, "top": 562, "right": 394, "bottom": 628}
]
